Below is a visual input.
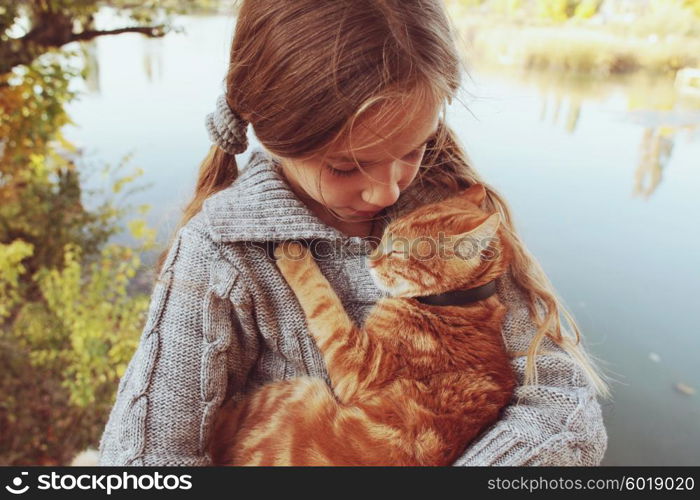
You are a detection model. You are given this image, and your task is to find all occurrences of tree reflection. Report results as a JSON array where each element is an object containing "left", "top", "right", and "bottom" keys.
[{"left": 634, "top": 126, "right": 674, "bottom": 199}]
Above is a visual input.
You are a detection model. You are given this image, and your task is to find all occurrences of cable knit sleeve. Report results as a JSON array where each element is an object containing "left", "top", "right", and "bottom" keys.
[
  {"left": 97, "top": 218, "right": 258, "bottom": 466},
  {"left": 452, "top": 272, "right": 608, "bottom": 466}
]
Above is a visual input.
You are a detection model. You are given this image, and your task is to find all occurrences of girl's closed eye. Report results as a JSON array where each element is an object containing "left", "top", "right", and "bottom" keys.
[
  {"left": 323, "top": 164, "right": 357, "bottom": 177},
  {"left": 323, "top": 142, "right": 429, "bottom": 178}
]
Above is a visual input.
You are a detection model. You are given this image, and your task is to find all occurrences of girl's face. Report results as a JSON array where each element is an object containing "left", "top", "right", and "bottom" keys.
[{"left": 277, "top": 96, "right": 440, "bottom": 226}]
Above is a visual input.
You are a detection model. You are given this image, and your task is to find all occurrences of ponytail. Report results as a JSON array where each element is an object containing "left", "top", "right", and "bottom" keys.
[{"left": 153, "top": 146, "right": 240, "bottom": 277}]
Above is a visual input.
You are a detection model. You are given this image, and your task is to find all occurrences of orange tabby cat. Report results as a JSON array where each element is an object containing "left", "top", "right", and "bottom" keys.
[{"left": 208, "top": 183, "right": 516, "bottom": 466}]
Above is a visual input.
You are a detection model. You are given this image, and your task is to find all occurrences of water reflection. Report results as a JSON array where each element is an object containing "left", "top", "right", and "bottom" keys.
[
  {"left": 539, "top": 93, "right": 583, "bottom": 133},
  {"left": 82, "top": 41, "right": 101, "bottom": 94},
  {"left": 634, "top": 126, "right": 674, "bottom": 199},
  {"left": 472, "top": 63, "right": 700, "bottom": 200},
  {"left": 142, "top": 37, "right": 164, "bottom": 84}
]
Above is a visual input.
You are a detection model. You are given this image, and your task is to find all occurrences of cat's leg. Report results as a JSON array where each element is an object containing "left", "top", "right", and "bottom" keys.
[
  {"left": 274, "top": 241, "right": 375, "bottom": 403},
  {"left": 274, "top": 241, "right": 354, "bottom": 337}
]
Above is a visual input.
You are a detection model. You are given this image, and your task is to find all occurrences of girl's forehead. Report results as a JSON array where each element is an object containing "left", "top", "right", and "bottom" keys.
[{"left": 325, "top": 97, "right": 440, "bottom": 162}]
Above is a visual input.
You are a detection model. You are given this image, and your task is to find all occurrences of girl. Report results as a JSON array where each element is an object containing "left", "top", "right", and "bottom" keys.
[{"left": 98, "top": 0, "right": 610, "bottom": 466}]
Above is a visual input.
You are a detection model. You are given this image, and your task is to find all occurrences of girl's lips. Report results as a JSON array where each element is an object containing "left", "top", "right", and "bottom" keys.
[{"left": 351, "top": 207, "right": 383, "bottom": 217}]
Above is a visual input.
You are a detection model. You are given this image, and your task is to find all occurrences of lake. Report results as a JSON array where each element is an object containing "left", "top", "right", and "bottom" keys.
[{"left": 63, "top": 12, "right": 700, "bottom": 466}]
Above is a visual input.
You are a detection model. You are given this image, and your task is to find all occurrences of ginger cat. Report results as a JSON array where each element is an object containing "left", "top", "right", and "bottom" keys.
[{"left": 208, "top": 183, "right": 516, "bottom": 466}]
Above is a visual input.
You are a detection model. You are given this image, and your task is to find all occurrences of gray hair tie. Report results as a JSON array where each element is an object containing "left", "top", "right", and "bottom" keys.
[{"left": 205, "top": 94, "right": 249, "bottom": 155}]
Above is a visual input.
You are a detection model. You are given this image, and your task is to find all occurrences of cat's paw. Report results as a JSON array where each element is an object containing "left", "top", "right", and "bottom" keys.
[
  {"left": 274, "top": 241, "right": 312, "bottom": 280},
  {"left": 274, "top": 240, "right": 308, "bottom": 260}
]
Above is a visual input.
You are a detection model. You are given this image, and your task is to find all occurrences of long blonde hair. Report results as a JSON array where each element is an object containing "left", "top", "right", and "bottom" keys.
[{"left": 157, "top": 0, "right": 611, "bottom": 399}]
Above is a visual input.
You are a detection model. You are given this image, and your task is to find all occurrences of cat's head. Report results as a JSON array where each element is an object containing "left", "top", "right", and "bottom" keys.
[{"left": 367, "top": 183, "right": 511, "bottom": 298}]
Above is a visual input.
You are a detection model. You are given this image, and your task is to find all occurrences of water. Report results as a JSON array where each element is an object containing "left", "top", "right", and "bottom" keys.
[
  {"left": 451, "top": 68, "right": 700, "bottom": 466},
  {"left": 63, "top": 13, "right": 700, "bottom": 466}
]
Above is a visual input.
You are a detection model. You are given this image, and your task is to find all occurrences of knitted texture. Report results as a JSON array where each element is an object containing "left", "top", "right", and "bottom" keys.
[
  {"left": 204, "top": 94, "right": 249, "bottom": 155},
  {"left": 97, "top": 149, "right": 608, "bottom": 466}
]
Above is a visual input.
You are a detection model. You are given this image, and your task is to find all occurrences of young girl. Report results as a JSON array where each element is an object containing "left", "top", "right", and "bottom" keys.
[{"left": 98, "top": 0, "right": 610, "bottom": 466}]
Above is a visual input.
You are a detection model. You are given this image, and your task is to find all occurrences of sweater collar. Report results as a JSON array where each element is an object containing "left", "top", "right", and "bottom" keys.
[{"left": 203, "top": 148, "right": 448, "bottom": 249}]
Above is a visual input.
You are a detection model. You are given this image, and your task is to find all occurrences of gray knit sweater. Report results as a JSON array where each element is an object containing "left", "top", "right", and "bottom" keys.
[{"left": 98, "top": 149, "right": 608, "bottom": 466}]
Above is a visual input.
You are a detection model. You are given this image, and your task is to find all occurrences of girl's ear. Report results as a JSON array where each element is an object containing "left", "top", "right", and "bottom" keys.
[{"left": 460, "top": 183, "right": 486, "bottom": 207}]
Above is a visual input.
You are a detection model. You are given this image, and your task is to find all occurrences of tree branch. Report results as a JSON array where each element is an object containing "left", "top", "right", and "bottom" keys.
[
  {"left": 1, "top": 18, "right": 168, "bottom": 75},
  {"left": 70, "top": 25, "right": 168, "bottom": 42}
]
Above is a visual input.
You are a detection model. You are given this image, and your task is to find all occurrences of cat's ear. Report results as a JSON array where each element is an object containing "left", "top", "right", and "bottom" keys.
[
  {"left": 460, "top": 183, "right": 487, "bottom": 207},
  {"left": 454, "top": 213, "right": 501, "bottom": 260}
]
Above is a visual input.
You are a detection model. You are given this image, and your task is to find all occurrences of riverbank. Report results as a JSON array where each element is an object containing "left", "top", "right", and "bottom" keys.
[{"left": 449, "top": 11, "right": 700, "bottom": 77}]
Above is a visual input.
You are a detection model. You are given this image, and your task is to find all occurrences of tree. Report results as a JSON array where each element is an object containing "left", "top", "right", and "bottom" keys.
[
  {"left": 0, "top": 1, "right": 198, "bottom": 75},
  {"left": 0, "top": 0, "right": 210, "bottom": 465}
]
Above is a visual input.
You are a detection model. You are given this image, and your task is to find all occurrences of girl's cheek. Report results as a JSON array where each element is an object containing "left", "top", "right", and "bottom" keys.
[
  {"left": 321, "top": 178, "right": 358, "bottom": 206},
  {"left": 400, "top": 163, "right": 421, "bottom": 189}
]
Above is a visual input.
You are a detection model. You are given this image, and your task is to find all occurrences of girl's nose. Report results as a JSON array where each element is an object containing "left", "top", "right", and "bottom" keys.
[{"left": 361, "top": 162, "right": 401, "bottom": 208}]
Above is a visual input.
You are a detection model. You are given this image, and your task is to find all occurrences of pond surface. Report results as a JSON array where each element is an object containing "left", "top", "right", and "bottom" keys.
[{"left": 63, "top": 13, "right": 700, "bottom": 466}]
